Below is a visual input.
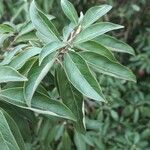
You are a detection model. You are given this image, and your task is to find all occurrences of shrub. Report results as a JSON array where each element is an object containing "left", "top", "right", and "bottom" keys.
[{"left": 0, "top": 0, "right": 139, "bottom": 149}]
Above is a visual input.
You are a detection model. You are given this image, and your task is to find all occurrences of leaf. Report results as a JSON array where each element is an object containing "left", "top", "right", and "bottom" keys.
[
  {"left": 93, "top": 34, "right": 135, "bottom": 55},
  {"left": 63, "top": 23, "right": 75, "bottom": 41},
  {"left": 0, "top": 34, "right": 12, "bottom": 48},
  {"left": 30, "top": 0, "right": 59, "bottom": 41},
  {"left": 0, "top": 88, "right": 76, "bottom": 121},
  {"left": 74, "top": 22, "right": 123, "bottom": 44},
  {"left": 0, "top": 109, "right": 25, "bottom": 150},
  {"left": 63, "top": 51, "right": 106, "bottom": 102},
  {"left": 39, "top": 41, "right": 65, "bottom": 65},
  {"left": 75, "top": 40, "right": 116, "bottom": 61},
  {"left": 19, "top": 57, "right": 37, "bottom": 76},
  {"left": 17, "top": 21, "right": 34, "bottom": 36},
  {"left": 9, "top": 47, "right": 41, "bottom": 70},
  {"left": 61, "top": 131, "right": 72, "bottom": 150},
  {"left": 15, "top": 31, "right": 38, "bottom": 43},
  {"left": 74, "top": 131, "right": 86, "bottom": 150},
  {"left": 61, "top": 0, "right": 78, "bottom": 25},
  {"left": 0, "top": 66, "right": 27, "bottom": 83},
  {"left": 36, "top": 31, "right": 52, "bottom": 44},
  {"left": 56, "top": 65, "right": 85, "bottom": 133},
  {"left": 80, "top": 51, "right": 136, "bottom": 82},
  {"left": 0, "top": 24, "right": 14, "bottom": 33},
  {"left": 0, "top": 44, "right": 27, "bottom": 66},
  {"left": 24, "top": 52, "right": 57, "bottom": 106},
  {"left": 81, "top": 5, "right": 112, "bottom": 29}
]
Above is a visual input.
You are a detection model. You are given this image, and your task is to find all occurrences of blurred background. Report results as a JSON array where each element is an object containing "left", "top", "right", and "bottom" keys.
[{"left": 0, "top": 0, "right": 149, "bottom": 149}]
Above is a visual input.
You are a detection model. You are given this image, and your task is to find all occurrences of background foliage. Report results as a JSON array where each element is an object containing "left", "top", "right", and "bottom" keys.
[{"left": 0, "top": 0, "right": 149, "bottom": 149}]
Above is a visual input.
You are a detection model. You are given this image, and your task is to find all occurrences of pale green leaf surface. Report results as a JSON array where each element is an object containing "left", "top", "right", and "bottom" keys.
[
  {"left": 39, "top": 41, "right": 65, "bottom": 65},
  {"left": 0, "top": 44, "right": 27, "bottom": 66},
  {"left": 9, "top": 47, "right": 41, "bottom": 70},
  {"left": 36, "top": 31, "right": 52, "bottom": 44},
  {"left": 30, "top": 0, "right": 59, "bottom": 41},
  {"left": 56, "top": 66, "right": 85, "bottom": 133},
  {"left": 24, "top": 52, "right": 57, "bottom": 106},
  {"left": 81, "top": 5, "right": 112, "bottom": 29},
  {"left": 75, "top": 40, "right": 116, "bottom": 61},
  {"left": 0, "top": 66, "right": 27, "bottom": 83},
  {"left": 0, "top": 88, "right": 76, "bottom": 121},
  {"left": 74, "top": 22, "right": 123, "bottom": 44},
  {"left": 0, "top": 24, "right": 14, "bottom": 33},
  {"left": 63, "top": 23, "right": 75, "bottom": 41},
  {"left": 94, "top": 34, "right": 135, "bottom": 55},
  {"left": 61, "top": 0, "right": 78, "bottom": 25},
  {"left": 0, "top": 109, "right": 25, "bottom": 150},
  {"left": 80, "top": 51, "right": 136, "bottom": 82},
  {"left": 63, "top": 51, "right": 106, "bottom": 102}
]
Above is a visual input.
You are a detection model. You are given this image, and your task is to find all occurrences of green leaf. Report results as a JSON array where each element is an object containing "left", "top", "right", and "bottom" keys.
[
  {"left": 17, "top": 21, "right": 34, "bottom": 37},
  {"left": 75, "top": 41, "right": 116, "bottom": 61},
  {"left": 61, "top": 0, "right": 78, "bottom": 25},
  {"left": 93, "top": 34, "right": 135, "bottom": 55},
  {"left": 36, "top": 31, "right": 52, "bottom": 44},
  {"left": 0, "top": 109, "right": 25, "bottom": 150},
  {"left": 30, "top": 0, "right": 59, "bottom": 41},
  {"left": 24, "top": 52, "right": 57, "bottom": 106},
  {"left": 81, "top": 5, "right": 112, "bottom": 29},
  {"left": 15, "top": 31, "right": 38, "bottom": 43},
  {"left": 0, "top": 24, "right": 14, "bottom": 33},
  {"left": 74, "top": 131, "right": 86, "bottom": 150},
  {"left": 0, "top": 44, "right": 27, "bottom": 66},
  {"left": 19, "top": 57, "right": 37, "bottom": 76},
  {"left": 39, "top": 41, "right": 65, "bottom": 65},
  {"left": 61, "top": 131, "right": 72, "bottom": 150},
  {"left": 63, "top": 51, "right": 106, "bottom": 102},
  {"left": 9, "top": 47, "right": 41, "bottom": 70},
  {"left": 56, "top": 65, "right": 86, "bottom": 133},
  {"left": 80, "top": 51, "right": 136, "bottom": 82},
  {"left": 0, "top": 66, "right": 27, "bottom": 83},
  {"left": 0, "top": 88, "right": 76, "bottom": 121},
  {"left": 0, "top": 34, "right": 12, "bottom": 48},
  {"left": 63, "top": 23, "right": 75, "bottom": 41},
  {"left": 74, "top": 22, "right": 123, "bottom": 44}
]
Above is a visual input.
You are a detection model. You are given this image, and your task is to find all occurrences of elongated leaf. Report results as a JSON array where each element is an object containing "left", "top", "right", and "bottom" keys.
[
  {"left": 39, "top": 41, "right": 65, "bottom": 65},
  {"left": 81, "top": 5, "right": 112, "bottom": 29},
  {"left": 56, "top": 66, "right": 85, "bottom": 133},
  {"left": 0, "top": 109, "right": 25, "bottom": 150},
  {"left": 17, "top": 21, "right": 34, "bottom": 36},
  {"left": 93, "top": 34, "right": 135, "bottom": 55},
  {"left": 61, "top": 0, "right": 78, "bottom": 25},
  {"left": 30, "top": 0, "right": 59, "bottom": 41},
  {"left": 80, "top": 51, "right": 136, "bottom": 82},
  {"left": 0, "top": 66, "right": 27, "bottom": 83},
  {"left": 75, "top": 41, "right": 116, "bottom": 61},
  {"left": 15, "top": 31, "right": 38, "bottom": 43},
  {"left": 0, "top": 34, "right": 12, "bottom": 48},
  {"left": 63, "top": 23, "right": 75, "bottom": 41},
  {"left": 36, "top": 31, "right": 52, "bottom": 44},
  {"left": 19, "top": 57, "right": 37, "bottom": 75},
  {"left": 63, "top": 51, "right": 106, "bottom": 102},
  {"left": 0, "top": 24, "right": 14, "bottom": 33},
  {"left": 9, "top": 47, "right": 41, "bottom": 70},
  {"left": 0, "top": 44, "right": 27, "bottom": 66},
  {"left": 0, "top": 88, "right": 76, "bottom": 121},
  {"left": 74, "top": 131, "right": 86, "bottom": 150},
  {"left": 24, "top": 52, "right": 57, "bottom": 106},
  {"left": 74, "top": 22, "right": 123, "bottom": 44},
  {"left": 0, "top": 132, "right": 10, "bottom": 150}
]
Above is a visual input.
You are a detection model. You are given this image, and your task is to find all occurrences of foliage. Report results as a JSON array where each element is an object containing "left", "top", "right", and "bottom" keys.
[{"left": 0, "top": 0, "right": 149, "bottom": 149}]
